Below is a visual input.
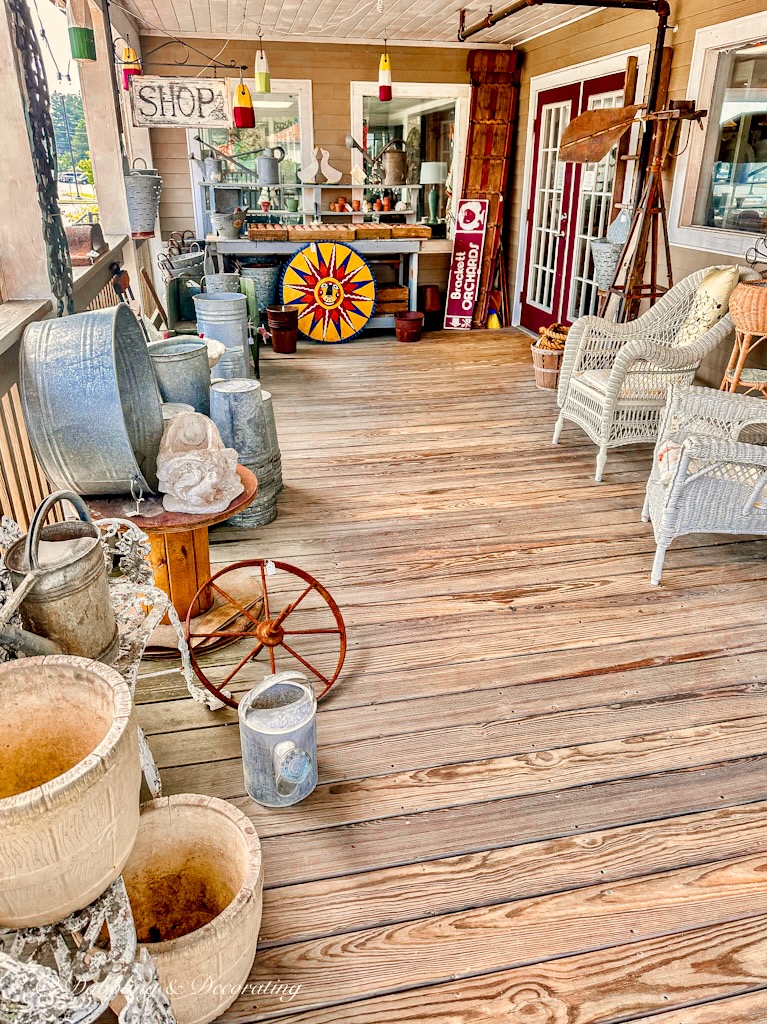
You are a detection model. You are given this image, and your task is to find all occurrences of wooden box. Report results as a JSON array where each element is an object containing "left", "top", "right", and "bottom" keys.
[
  {"left": 354, "top": 224, "right": 392, "bottom": 239},
  {"left": 288, "top": 225, "right": 356, "bottom": 243},
  {"left": 390, "top": 224, "right": 432, "bottom": 239},
  {"left": 247, "top": 224, "right": 289, "bottom": 242}
]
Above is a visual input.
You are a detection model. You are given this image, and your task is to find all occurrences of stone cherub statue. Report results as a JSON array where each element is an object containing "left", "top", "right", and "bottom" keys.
[{"left": 156, "top": 412, "right": 243, "bottom": 515}]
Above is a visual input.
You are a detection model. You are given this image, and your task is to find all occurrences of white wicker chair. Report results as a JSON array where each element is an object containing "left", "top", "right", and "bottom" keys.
[
  {"left": 642, "top": 384, "right": 767, "bottom": 585},
  {"left": 553, "top": 265, "right": 761, "bottom": 481}
]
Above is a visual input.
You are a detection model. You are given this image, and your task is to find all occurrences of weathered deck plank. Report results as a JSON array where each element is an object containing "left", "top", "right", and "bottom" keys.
[{"left": 137, "top": 331, "right": 767, "bottom": 1023}]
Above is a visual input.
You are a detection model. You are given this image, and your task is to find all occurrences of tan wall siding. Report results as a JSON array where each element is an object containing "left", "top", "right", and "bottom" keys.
[
  {"left": 141, "top": 40, "right": 469, "bottom": 236},
  {"left": 510, "top": 0, "right": 767, "bottom": 382}
]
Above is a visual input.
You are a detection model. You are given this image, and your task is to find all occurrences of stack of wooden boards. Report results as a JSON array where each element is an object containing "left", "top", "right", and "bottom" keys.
[{"left": 244, "top": 223, "right": 432, "bottom": 243}]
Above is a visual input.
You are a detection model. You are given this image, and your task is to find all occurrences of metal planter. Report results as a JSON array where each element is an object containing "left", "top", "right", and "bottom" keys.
[
  {"left": 20, "top": 305, "right": 164, "bottom": 495},
  {"left": 148, "top": 338, "right": 211, "bottom": 415}
]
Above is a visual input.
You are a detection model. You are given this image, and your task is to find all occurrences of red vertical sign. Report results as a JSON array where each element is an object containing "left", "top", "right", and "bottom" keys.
[{"left": 444, "top": 199, "right": 490, "bottom": 330}]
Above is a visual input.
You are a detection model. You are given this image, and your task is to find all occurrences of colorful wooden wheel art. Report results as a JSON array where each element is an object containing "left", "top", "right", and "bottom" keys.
[
  {"left": 282, "top": 242, "right": 376, "bottom": 342},
  {"left": 185, "top": 559, "right": 346, "bottom": 708}
]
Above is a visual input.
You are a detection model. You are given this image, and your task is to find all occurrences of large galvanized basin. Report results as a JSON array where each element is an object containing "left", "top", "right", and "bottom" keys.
[
  {"left": 0, "top": 655, "right": 140, "bottom": 928},
  {"left": 20, "top": 305, "right": 164, "bottom": 495},
  {"left": 123, "top": 794, "right": 263, "bottom": 1024}
]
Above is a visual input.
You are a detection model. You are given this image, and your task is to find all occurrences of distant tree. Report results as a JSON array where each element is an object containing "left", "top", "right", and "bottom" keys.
[
  {"left": 50, "top": 92, "right": 89, "bottom": 172},
  {"left": 77, "top": 157, "right": 94, "bottom": 183}
]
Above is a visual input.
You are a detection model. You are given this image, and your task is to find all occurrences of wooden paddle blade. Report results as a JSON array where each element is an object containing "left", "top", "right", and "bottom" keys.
[{"left": 558, "top": 104, "right": 643, "bottom": 163}]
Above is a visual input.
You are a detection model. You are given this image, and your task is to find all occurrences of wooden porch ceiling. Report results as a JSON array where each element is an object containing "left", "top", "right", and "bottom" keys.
[
  {"left": 122, "top": 0, "right": 596, "bottom": 46},
  {"left": 137, "top": 330, "right": 767, "bottom": 1023}
]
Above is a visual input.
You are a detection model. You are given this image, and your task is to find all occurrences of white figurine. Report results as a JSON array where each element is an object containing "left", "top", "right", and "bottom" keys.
[{"left": 156, "top": 412, "right": 243, "bottom": 515}]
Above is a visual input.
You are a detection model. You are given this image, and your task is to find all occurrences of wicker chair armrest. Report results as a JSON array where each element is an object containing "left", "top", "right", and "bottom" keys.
[
  {"left": 683, "top": 435, "right": 767, "bottom": 469},
  {"left": 662, "top": 384, "right": 767, "bottom": 439}
]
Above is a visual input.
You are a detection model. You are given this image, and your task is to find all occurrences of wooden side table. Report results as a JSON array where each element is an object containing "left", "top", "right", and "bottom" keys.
[
  {"left": 721, "top": 329, "right": 767, "bottom": 396},
  {"left": 89, "top": 466, "right": 264, "bottom": 656}
]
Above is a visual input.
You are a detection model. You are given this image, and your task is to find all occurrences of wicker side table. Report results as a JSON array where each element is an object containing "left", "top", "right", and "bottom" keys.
[{"left": 721, "top": 329, "right": 767, "bottom": 395}]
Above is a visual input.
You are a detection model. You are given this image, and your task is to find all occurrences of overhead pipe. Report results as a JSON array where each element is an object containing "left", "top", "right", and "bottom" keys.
[{"left": 458, "top": 0, "right": 672, "bottom": 214}]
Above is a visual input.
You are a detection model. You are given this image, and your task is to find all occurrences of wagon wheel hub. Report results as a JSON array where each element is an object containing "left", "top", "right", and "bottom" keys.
[{"left": 256, "top": 618, "right": 285, "bottom": 647}]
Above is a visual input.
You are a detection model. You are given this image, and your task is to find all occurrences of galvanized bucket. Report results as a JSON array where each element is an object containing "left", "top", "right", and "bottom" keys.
[
  {"left": 148, "top": 338, "right": 211, "bottom": 416},
  {"left": 193, "top": 292, "right": 252, "bottom": 378},
  {"left": 21, "top": 305, "right": 165, "bottom": 495},
  {"left": 5, "top": 491, "right": 119, "bottom": 663},
  {"left": 260, "top": 389, "right": 282, "bottom": 493},
  {"left": 238, "top": 672, "right": 317, "bottom": 807},
  {"left": 241, "top": 265, "right": 281, "bottom": 323},
  {"left": 125, "top": 158, "right": 162, "bottom": 238},
  {"left": 213, "top": 346, "right": 248, "bottom": 380},
  {"left": 202, "top": 272, "right": 240, "bottom": 294}
]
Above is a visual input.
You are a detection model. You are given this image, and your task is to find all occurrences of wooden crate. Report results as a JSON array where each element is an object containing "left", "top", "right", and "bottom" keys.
[
  {"left": 376, "top": 286, "right": 410, "bottom": 304},
  {"left": 390, "top": 224, "right": 432, "bottom": 239},
  {"left": 374, "top": 301, "right": 410, "bottom": 315},
  {"left": 288, "top": 225, "right": 356, "bottom": 242},
  {"left": 354, "top": 224, "right": 392, "bottom": 239},
  {"left": 248, "top": 224, "right": 289, "bottom": 241}
]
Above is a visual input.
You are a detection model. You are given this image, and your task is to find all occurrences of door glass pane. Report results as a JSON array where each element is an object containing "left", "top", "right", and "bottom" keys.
[
  {"left": 568, "top": 90, "right": 623, "bottom": 321},
  {"left": 200, "top": 93, "right": 302, "bottom": 184},
  {"left": 693, "top": 45, "right": 767, "bottom": 234},
  {"left": 526, "top": 100, "right": 570, "bottom": 312}
]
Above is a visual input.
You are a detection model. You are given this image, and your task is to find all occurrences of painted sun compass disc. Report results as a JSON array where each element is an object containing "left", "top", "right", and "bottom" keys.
[{"left": 282, "top": 242, "right": 376, "bottom": 343}]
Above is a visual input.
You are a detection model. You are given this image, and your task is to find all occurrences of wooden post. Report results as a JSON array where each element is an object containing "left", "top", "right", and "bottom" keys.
[{"left": 0, "top": 1, "right": 53, "bottom": 301}]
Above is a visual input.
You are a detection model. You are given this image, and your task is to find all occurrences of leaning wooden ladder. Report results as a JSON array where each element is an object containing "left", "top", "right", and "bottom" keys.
[{"left": 461, "top": 49, "right": 522, "bottom": 328}]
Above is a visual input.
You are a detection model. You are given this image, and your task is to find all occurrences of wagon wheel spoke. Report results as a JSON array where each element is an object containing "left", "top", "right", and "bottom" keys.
[
  {"left": 279, "top": 640, "right": 330, "bottom": 685},
  {"left": 188, "top": 629, "right": 257, "bottom": 640},
  {"left": 283, "top": 628, "right": 342, "bottom": 635},
  {"left": 259, "top": 562, "right": 272, "bottom": 620},
  {"left": 221, "top": 642, "right": 265, "bottom": 688},
  {"left": 271, "top": 583, "right": 315, "bottom": 629},
  {"left": 209, "top": 581, "right": 262, "bottom": 629}
]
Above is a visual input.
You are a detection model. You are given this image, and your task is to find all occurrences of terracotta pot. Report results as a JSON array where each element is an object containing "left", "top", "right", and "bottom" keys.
[
  {"left": 382, "top": 196, "right": 392, "bottom": 211},
  {"left": 352, "top": 200, "right": 361, "bottom": 212},
  {"left": 374, "top": 199, "right": 383, "bottom": 212},
  {"left": 0, "top": 655, "right": 140, "bottom": 928},
  {"left": 729, "top": 280, "right": 767, "bottom": 335},
  {"left": 267, "top": 305, "right": 298, "bottom": 354},
  {"left": 123, "top": 794, "right": 263, "bottom": 1024}
]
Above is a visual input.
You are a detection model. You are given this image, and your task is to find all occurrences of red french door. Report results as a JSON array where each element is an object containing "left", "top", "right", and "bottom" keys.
[{"left": 520, "top": 72, "right": 626, "bottom": 334}]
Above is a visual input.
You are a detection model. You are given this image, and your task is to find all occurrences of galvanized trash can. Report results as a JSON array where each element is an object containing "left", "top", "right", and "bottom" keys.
[
  {"left": 202, "top": 272, "right": 241, "bottom": 294},
  {"left": 148, "top": 338, "right": 211, "bottom": 416},
  {"left": 241, "top": 265, "right": 281, "bottom": 326},
  {"left": 193, "top": 292, "right": 253, "bottom": 379},
  {"left": 238, "top": 672, "right": 317, "bottom": 807},
  {"left": 125, "top": 158, "right": 163, "bottom": 238}
]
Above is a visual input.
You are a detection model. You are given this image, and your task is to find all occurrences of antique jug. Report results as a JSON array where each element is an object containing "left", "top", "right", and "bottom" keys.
[{"left": 238, "top": 671, "right": 317, "bottom": 807}]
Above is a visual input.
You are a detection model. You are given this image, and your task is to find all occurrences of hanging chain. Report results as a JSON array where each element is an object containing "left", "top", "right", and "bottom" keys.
[{"left": 7, "top": 0, "right": 75, "bottom": 317}]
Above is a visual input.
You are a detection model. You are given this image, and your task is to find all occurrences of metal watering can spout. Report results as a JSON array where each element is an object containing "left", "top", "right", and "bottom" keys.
[{"left": 238, "top": 670, "right": 318, "bottom": 807}]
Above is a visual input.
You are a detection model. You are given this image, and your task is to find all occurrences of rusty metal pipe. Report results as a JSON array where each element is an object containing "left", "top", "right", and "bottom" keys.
[{"left": 458, "top": 0, "right": 668, "bottom": 43}]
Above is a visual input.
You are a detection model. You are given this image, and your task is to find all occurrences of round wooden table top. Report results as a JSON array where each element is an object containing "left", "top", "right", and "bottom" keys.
[{"left": 87, "top": 465, "right": 258, "bottom": 534}]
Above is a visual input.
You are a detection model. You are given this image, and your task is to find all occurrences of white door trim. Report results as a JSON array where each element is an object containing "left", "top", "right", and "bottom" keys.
[{"left": 512, "top": 45, "right": 651, "bottom": 327}]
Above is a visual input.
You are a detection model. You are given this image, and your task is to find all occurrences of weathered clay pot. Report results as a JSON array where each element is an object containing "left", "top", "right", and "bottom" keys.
[
  {"left": 0, "top": 655, "right": 140, "bottom": 928},
  {"left": 123, "top": 794, "right": 263, "bottom": 1024}
]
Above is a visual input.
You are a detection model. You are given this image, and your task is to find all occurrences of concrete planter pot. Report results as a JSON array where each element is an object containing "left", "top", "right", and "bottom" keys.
[
  {"left": 0, "top": 655, "right": 140, "bottom": 928},
  {"left": 123, "top": 794, "right": 263, "bottom": 1024}
]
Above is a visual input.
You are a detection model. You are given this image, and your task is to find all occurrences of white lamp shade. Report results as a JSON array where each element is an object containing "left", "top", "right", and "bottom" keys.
[{"left": 420, "top": 161, "right": 447, "bottom": 185}]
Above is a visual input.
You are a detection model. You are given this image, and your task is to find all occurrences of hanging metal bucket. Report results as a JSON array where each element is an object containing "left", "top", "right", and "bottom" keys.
[
  {"left": 5, "top": 492, "right": 119, "bottom": 663},
  {"left": 590, "top": 239, "right": 624, "bottom": 292},
  {"left": 20, "top": 305, "right": 164, "bottom": 495},
  {"left": 125, "top": 158, "right": 162, "bottom": 239},
  {"left": 147, "top": 338, "right": 211, "bottom": 416},
  {"left": 193, "top": 292, "right": 252, "bottom": 378}
]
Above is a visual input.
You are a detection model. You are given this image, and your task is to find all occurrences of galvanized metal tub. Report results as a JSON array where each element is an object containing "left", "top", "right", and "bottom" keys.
[
  {"left": 193, "top": 292, "right": 252, "bottom": 378},
  {"left": 241, "top": 265, "right": 281, "bottom": 323},
  {"left": 148, "top": 338, "right": 211, "bottom": 416},
  {"left": 21, "top": 305, "right": 164, "bottom": 495},
  {"left": 202, "top": 272, "right": 240, "bottom": 294},
  {"left": 261, "top": 389, "right": 283, "bottom": 492}
]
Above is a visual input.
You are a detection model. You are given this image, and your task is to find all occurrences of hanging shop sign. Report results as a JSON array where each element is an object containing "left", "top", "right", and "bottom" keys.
[
  {"left": 444, "top": 198, "right": 490, "bottom": 330},
  {"left": 129, "top": 76, "right": 231, "bottom": 128}
]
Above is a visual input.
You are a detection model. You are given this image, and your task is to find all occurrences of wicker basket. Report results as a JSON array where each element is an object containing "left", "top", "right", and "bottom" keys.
[
  {"left": 531, "top": 343, "right": 564, "bottom": 391},
  {"left": 729, "top": 280, "right": 767, "bottom": 335}
]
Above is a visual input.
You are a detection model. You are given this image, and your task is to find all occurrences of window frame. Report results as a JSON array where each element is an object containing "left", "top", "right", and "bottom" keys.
[
  {"left": 668, "top": 13, "right": 767, "bottom": 256},
  {"left": 187, "top": 78, "right": 314, "bottom": 239}
]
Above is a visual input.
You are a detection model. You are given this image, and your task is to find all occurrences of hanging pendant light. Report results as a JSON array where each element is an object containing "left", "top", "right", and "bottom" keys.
[
  {"left": 378, "top": 38, "right": 392, "bottom": 102},
  {"left": 67, "top": 0, "right": 96, "bottom": 62},
  {"left": 233, "top": 78, "right": 256, "bottom": 128},
  {"left": 254, "top": 35, "right": 271, "bottom": 94},
  {"left": 121, "top": 45, "right": 142, "bottom": 90}
]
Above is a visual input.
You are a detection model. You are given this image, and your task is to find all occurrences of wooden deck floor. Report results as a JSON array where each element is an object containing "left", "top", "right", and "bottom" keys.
[{"left": 137, "top": 329, "right": 767, "bottom": 1024}]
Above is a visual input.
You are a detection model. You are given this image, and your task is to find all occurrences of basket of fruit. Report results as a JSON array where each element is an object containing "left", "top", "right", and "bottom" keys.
[{"left": 531, "top": 323, "right": 569, "bottom": 390}]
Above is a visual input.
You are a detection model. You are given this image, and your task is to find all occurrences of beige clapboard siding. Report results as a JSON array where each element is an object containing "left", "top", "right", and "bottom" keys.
[{"left": 508, "top": 0, "right": 767, "bottom": 373}]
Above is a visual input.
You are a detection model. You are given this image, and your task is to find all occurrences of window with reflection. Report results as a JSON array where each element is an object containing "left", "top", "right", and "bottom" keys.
[
  {"left": 694, "top": 42, "right": 767, "bottom": 235},
  {"left": 198, "top": 92, "right": 302, "bottom": 184}
]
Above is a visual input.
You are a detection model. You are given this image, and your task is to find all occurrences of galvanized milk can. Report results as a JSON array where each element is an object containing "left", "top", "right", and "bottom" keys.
[
  {"left": 147, "top": 338, "right": 211, "bottom": 415},
  {"left": 4, "top": 491, "right": 119, "bottom": 663},
  {"left": 193, "top": 291, "right": 253, "bottom": 378},
  {"left": 238, "top": 671, "right": 317, "bottom": 807}
]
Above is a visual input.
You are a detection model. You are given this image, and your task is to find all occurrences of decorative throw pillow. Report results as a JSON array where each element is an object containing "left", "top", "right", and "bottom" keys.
[{"left": 673, "top": 265, "right": 740, "bottom": 346}]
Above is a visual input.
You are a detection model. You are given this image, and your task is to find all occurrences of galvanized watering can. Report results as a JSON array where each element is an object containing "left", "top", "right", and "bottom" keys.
[
  {"left": 255, "top": 147, "right": 285, "bottom": 186},
  {"left": 2, "top": 492, "right": 119, "bottom": 663},
  {"left": 375, "top": 139, "right": 408, "bottom": 186},
  {"left": 238, "top": 671, "right": 317, "bottom": 807}
]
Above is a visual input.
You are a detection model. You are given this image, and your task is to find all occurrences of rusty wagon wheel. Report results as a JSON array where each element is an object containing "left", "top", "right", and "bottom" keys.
[{"left": 184, "top": 559, "right": 346, "bottom": 708}]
